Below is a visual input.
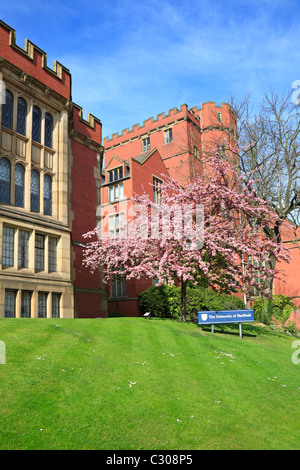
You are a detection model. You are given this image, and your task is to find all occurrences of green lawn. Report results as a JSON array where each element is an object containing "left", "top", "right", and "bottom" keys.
[{"left": 0, "top": 317, "right": 299, "bottom": 450}]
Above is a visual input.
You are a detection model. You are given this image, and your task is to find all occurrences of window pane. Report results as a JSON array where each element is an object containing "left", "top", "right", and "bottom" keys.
[
  {"left": 21, "top": 291, "right": 32, "bottom": 318},
  {"left": 5, "top": 290, "right": 16, "bottom": 317},
  {"left": 44, "top": 175, "right": 52, "bottom": 215},
  {"left": 2, "top": 226, "right": 14, "bottom": 267},
  {"left": 31, "top": 170, "right": 40, "bottom": 212},
  {"left": 48, "top": 237, "right": 57, "bottom": 272},
  {"left": 15, "top": 164, "right": 25, "bottom": 208},
  {"left": 52, "top": 293, "right": 61, "bottom": 318},
  {"left": 109, "top": 186, "right": 113, "bottom": 202},
  {"left": 16, "top": 97, "right": 27, "bottom": 136},
  {"left": 0, "top": 157, "right": 11, "bottom": 204},
  {"left": 45, "top": 112, "right": 53, "bottom": 148},
  {"left": 1, "top": 89, "right": 13, "bottom": 129},
  {"left": 32, "top": 106, "right": 41, "bottom": 143},
  {"left": 38, "top": 292, "right": 47, "bottom": 318},
  {"left": 119, "top": 183, "right": 124, "bottom": 199},
  {"left": 18, "top": 230, "right": 29, "bottom": 269},
  {"left": 35, "top": 234, "right": 45, "bottom": 272}
]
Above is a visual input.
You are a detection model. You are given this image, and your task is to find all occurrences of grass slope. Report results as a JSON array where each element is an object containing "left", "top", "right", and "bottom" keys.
[{"left": 0, "top": 317, "right": 299, "bottom": 450}]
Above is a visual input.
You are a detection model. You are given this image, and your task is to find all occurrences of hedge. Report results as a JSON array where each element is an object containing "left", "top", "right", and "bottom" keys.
[{"left": 138, "top": 284, "right": 245, "bottom": 320}]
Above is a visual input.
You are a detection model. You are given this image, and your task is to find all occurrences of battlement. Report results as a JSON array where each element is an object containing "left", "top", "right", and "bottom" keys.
[
  {"left": 103, "top": 101, "right": 234, "bottom": 146},
  {"left": 0, "top": 20, "right": 71, "bottom": 99},
  {"left": 71, "top": 103, "right": 103, "bottom": 149},
  {"left": 104, "top": 103, "right": 202, "bottom": 145}
]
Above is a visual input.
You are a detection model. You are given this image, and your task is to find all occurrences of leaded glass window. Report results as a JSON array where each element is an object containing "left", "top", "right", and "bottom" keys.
[
  {"left": 35, "top": 234, "right": 45, "bottom": 272},
  {"left": 111, "top": 266, "right": 126, "bottom": 298},
  {"left": 45, "top": 112, "right": 53, "bottom": 148},
  {"left": 48, "top": 237, "right": 57, "bottom": 272},
  {"left": 0, "top": 157, "right": 11, "bottom": 204},
  {"left": 44, "top": 174, "right": 52, "bottom": 215},
  {"left": 52, "top": 293, "right": 61, "bottom": 318},
  {"left": 38, "top": 292, "right": 47, "bottom": 318},
  {"left": 30, "top": 169, "right": 40, "bottom": 212},
  {"left": 18, "top": 230, "right": 29, "bottom": 269},
  {"left": 21, "top": 291, "right": 32, "bottom": 318},
  {"left": 2, "top": 226, "right": 14, "bottom": 267},
  {"left": 32, "top": 105, "right": 41, "bottom": 143},
  {"left": 1, "top": 89, "right": 13, "bottom": 130},
  {"left": 15, "top": 164, "right": 25, "bottom": 208},
  {"left": 5, "top": 290, "right": 16, "bottom": 318},
  {"left": 16, "top": 97, "right": 27, "bottom": 136}
]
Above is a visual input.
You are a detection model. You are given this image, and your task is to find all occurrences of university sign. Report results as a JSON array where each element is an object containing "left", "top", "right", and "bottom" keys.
[{"left": 198, "top": 309, "right": 254, "bottom": 338}]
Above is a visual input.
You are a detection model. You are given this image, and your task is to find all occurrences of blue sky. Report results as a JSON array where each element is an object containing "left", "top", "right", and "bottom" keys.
[{"left": 1, "top": 0, "right": 300, "bottom": 139}]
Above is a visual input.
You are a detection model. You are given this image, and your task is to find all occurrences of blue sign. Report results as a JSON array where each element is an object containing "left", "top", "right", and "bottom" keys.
[{"left": 198, "top": 309, "right": 254, "bottom": 325}]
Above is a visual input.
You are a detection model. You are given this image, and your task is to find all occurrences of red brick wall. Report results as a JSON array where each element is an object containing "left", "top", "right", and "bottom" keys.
[
  {"left": 274, "top": 227, "right": 300, "bottom": 326},
  {"left": 0, "top": 20, "right": 71, "bottom": 99},
  {"left": 70, "top": 108, "right": 104, "bottom": 317}
]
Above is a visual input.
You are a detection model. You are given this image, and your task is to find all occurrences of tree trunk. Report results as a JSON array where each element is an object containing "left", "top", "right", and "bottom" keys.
[{"left": 180, "top": 279, "right": 187, "bottom": 322}]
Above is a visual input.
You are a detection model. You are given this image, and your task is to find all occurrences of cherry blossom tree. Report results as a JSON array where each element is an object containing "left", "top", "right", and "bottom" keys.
[{"left": 82, "top": 155, "right": 291, "bottom": 321}]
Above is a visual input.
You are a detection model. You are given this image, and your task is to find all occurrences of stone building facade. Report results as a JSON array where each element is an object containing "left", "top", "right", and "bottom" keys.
[{"left": 0, "top": 20, "right": 103, "bottom": 318}]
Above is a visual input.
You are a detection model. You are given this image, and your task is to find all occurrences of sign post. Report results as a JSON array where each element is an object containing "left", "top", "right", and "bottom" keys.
[{"left": 198, "top": 310, "right": 254, "bottom": 338}]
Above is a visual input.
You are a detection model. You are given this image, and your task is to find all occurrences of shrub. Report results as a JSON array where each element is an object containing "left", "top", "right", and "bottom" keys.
[
  {"left": 138, "top": 284, "right": 179, "bottom": 318},
  {"left": 138, "top": 284, "right": 245, "bottom": 320},
  {"left": 253, "top": 295, "right": 297, "bottom": 326},
  {"left": 284, "top": 321, "right": 297, "bottom": 336}
]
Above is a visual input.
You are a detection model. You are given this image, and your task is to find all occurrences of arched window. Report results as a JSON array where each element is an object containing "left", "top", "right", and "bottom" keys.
[
  {"left": 30, "top": 169, "right": 40, "bottom": 212},
  {"left": 16, "top": 97, "right": 27, "bottom": 136},
  {"left": 32, "top": 106, "right": 41, "bottom": 143},
  {"left": 45, "top": 112, "right": 53, "bottom": 148},
  {"left": 0, "top": 157, "right": 11, "bottom": 204},
  {"left": 44, "top": 174, "right": 52, "bottom": 215},
  {"left": 1, "top": 89, "right": 13, "bottom": 130},
  {"left": 15, "top": 164, "right": 25, "bottom": 207}
]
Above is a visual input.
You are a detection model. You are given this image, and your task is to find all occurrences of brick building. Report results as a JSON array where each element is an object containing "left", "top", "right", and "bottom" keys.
[
  {"left": 102, "top": 102, "right": 238, "bottom": 316},
  {"left": 0, "top": 20, "right": 298, "bottom": 321},
  {"left": 0, "top": 20, "right": 104, "bottom": 318}
]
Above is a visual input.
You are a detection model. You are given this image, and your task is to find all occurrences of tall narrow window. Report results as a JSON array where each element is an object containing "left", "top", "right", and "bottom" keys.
[
  {"left": 108, "top": 213, "right": 125, "bottom": 238},
  {"left": 48, "top": 237, "right": 57, "bottom": 272},
  {"left": 18, "top": 230, "right": 29, "bottom": 269},
  {"left": 30, "top": 169, "right": 40, "bottom": 212},
  {"left": 21, "top": 291, "right": 32, "bottom": 318},
  {"left": 2, "top": 226, "right": 15, "bottom": 267},
  {"left": 38, "top": 292, "right": 47, "bottom": 318},
  {"left": 164, "top": 128, "right": 173, "bottom": 144},
  {"left": 111, "top": 266, "right": 126, "bottom": 298},
  {"left": 35, "top": 234, "right": 45, "bottom": 272},
  {"left": 44, "top": 175, "right": 52, "bottom": 215},
  {"left": 16, "top": 97, "right": 27, "bottom": 136},
  {"left": 44, "top": 112, "right": 53, "bottom": 148},
  {"left": 5, "top": 290, "right": 16, "bottom": 318},
  {"left": 32, "top": 105, "right": 41, "bottom": 143},
  {"left": 153, "top": 177, "right": 162, "bottom": 204},
  {"left": 0, "top": 157, "right": 11, "bottom": 204},
  {"left": 108, "top": 182, "right": 124, "bottom": 203},
  {"left": 1, "top": 89, "right": 13, "bottom": 130},
  {"left": 15, "top": 164, "right": 25, "bottom": 208},
  {"left": 142, "top": 137, "right": 150, "bottom": 152},
  {"left": 52, "top": 293, "right": 61, "bottom": 318}
]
